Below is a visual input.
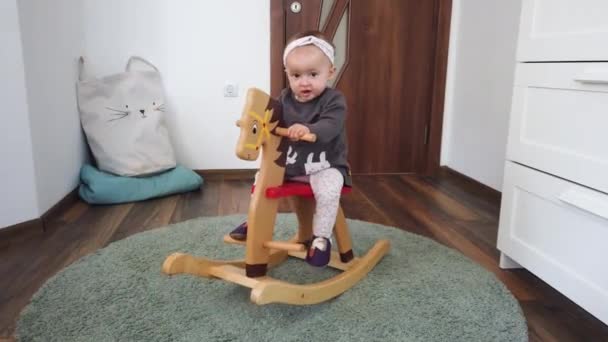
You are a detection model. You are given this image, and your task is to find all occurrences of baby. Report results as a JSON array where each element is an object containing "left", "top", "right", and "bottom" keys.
[{"left": 231, "top": 30, "right": 351, "bottom": 267}]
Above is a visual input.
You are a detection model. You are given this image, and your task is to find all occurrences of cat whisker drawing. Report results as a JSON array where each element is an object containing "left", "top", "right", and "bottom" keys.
[
  {"left": 105, "top": 106, "right": 130, "bottom": 114},
  {"left": 105, "top": 107, "right": 130, "bottom": 122},
  {"left": 155, "top": 103, "right": 166, "bottom": 112},
  {"left": 108, "top": 113, "right": 129, "bottom": 122}
]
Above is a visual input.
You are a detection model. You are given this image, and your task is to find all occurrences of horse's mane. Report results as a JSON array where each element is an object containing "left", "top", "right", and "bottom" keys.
[{"left": 266, "top": 96, "right": 288, "bottom": 167}]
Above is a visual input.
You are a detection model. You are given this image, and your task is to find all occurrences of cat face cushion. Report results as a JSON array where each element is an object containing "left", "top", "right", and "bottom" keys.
[{"left": 77, "top": 56, "right": 176, "bottom": 176}]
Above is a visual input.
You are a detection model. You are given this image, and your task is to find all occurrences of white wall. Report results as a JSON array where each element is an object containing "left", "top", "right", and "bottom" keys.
[
  {"left": 165, "top": 1, "right": 270, "bottom": 169},
  {"left": 1, "top": 1, "right": 268, "bottom": 228},
  {"left": 0, "top": 0, "right": 40, "bottom": 228},
  {"left": 80, "top": 0, "right": 270, "bottom": 170},
  {"left": 441, "top": 0, "right": 522, "bottom": 190},
  {"left": 17, "top": 0, "right": 88, "bottom": 214}
]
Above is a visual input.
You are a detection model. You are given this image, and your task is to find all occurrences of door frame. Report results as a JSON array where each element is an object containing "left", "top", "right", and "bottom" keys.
[{"left": 270, "top": 0, "right": 452, "bottom": 175}]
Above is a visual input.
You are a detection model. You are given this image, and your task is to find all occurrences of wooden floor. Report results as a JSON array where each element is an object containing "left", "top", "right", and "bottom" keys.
[{"left": 1, "top": 171, "right": 607, "bottom": 341}]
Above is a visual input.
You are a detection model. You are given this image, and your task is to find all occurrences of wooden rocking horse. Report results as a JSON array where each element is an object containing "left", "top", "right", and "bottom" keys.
[{"left": 162, "top": 88, "right": 390, "bottom": 305}]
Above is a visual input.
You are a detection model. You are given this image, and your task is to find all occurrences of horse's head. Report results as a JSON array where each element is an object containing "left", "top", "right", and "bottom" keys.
[{"left": 235, "top": 88, "right": 282, "bottom": 161}]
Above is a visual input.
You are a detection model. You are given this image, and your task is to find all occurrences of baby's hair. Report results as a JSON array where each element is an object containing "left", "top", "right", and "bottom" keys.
[{"left": 286, "top": 30, "right": 335, "bottom": 50}]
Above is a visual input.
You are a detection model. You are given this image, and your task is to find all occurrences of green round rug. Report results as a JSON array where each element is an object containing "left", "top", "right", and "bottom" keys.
[{"left": 17, "top": 214, "right": 527, "bottom": 341}]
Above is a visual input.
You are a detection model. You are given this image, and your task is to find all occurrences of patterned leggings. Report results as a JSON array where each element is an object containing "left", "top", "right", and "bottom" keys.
[{"left": 288, "top": 168, "right": 344, "bottom": 239}]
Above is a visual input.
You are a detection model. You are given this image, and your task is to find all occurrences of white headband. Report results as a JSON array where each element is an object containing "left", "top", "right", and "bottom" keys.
[{"left": 283, "top": 35, "right": 335, "bottom": 66}]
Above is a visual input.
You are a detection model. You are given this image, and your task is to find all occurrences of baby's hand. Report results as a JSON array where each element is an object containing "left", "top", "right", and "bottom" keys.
[{"left": 287, "top": 124, "right": 310, "bottom": 141}]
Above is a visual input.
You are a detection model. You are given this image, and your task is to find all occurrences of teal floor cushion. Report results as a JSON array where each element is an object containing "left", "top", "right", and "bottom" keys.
[{"left": 79, "top": 164, "right": 203, "bottom": 204}]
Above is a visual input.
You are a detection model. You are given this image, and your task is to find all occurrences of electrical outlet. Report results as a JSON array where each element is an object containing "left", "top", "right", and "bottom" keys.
[{"left": 224, "top": 82, "right": 239, "bottom": 97}]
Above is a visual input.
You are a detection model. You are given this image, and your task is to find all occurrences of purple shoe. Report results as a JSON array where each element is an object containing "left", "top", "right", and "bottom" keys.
[
  {"left": 306, "top": 236, "right": 331, "bottom": 267},
  {"left": 229, "top": 221, "right": 248, "bottom": 241}
]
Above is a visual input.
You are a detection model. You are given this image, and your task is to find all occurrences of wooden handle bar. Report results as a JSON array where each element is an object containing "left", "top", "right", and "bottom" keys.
[{"left": 274, "top": 127, "right": 317, "bottom": 143}]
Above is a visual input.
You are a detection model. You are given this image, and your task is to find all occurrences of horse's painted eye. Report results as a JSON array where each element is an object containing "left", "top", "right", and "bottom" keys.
[
  {"left": 125, "top": 105, "right": 129, "bottom": 108},
  {"left": 153, "top": 102, "right": 156, "bottom": 105},
  {"left": 252, "top": 124, "right": 258, "bottom": 134}
]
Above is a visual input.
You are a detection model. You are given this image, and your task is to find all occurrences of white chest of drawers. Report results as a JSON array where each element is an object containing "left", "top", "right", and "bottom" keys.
[
  {"left": 497, "top": 0, "right": 608, "bottom": 325},
  {"left": 516, "top": 0, "right": 608, "bottom": 62}
]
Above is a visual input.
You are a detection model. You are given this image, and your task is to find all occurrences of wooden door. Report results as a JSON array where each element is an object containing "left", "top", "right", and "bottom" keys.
[{"left": 271, "top": 0, "right": 451, "bottom": 174}]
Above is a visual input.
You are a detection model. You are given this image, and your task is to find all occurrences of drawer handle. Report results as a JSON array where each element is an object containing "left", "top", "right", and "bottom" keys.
[
  {"left": 574, "top": 71, "right": 608, "bottom": 84},
  {"left": 558, "top": 189, "right": 608, "bottom": 220}
]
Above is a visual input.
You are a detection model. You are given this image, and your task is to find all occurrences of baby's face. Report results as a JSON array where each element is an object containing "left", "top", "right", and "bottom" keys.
[{"left": 285, "top": 45, "right": 335, "bottom": 103}]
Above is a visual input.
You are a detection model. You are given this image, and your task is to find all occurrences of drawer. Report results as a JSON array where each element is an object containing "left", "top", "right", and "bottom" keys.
[
  {"left": 507, "top": 62, "right": 608, "bottom": 194},
  {"left": 517, "top": 0, "right": 608, "bottom": 61},
  {"left": 497, "top": 161, "right": 608, "bottom": 324}
]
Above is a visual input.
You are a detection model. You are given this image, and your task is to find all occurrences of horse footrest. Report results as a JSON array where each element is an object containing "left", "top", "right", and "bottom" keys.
[{"left": 264, "top": 240, "right": 306, "bottom": 252}]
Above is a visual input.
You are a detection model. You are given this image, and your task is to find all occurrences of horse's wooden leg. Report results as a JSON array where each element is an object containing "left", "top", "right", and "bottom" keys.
[
  {"left": 289, "top": 196, "right": 314, "bottom": 243},
  {"left": 245, "top": 195, "right": 280, "bottom": 277},
  {"left": 333, "top": 206, "right": 354, "bottom": 263},
  {"left": 291, "top": 198, "right": 353, "bottom": 263}
]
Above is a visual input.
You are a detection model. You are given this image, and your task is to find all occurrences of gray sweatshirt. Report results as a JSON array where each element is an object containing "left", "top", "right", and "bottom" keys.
[{"left": 280, "top": 87, "right": 352, "bottom": 186}]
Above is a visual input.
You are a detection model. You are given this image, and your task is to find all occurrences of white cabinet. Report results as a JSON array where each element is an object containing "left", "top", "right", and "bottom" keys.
[
  {"left": 498, "top": 0, "right": 608, "bottom": 325},
  {"left": 517, "top": 0, "right": 608, "bottom": 61},
  {"left": 498, "top": 162, "right": 608, "bottom": 323},
  {"left": 508, "top": 62, "right": 608, "bottom": 194}
]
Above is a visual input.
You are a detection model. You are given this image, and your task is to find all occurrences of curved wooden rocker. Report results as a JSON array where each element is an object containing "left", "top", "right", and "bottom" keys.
[{"left": 162, "top": 88, "right": 390, "bottom": 305}]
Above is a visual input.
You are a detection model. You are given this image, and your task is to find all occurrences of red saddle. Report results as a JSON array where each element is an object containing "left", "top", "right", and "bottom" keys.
[{"left": 252, "top": 181, "right": 352, "bottom": 199}]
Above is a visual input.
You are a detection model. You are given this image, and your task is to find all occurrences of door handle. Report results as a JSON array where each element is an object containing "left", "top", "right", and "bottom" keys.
[
  {"left": 290, "top": 1, "right": 302, "bottom": 14},
  {"left": 558, "top": 188, "right": 608, "bottom": 220},
  {"left": 574, "top": 70, "right": 608, "bottom": 84}
]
